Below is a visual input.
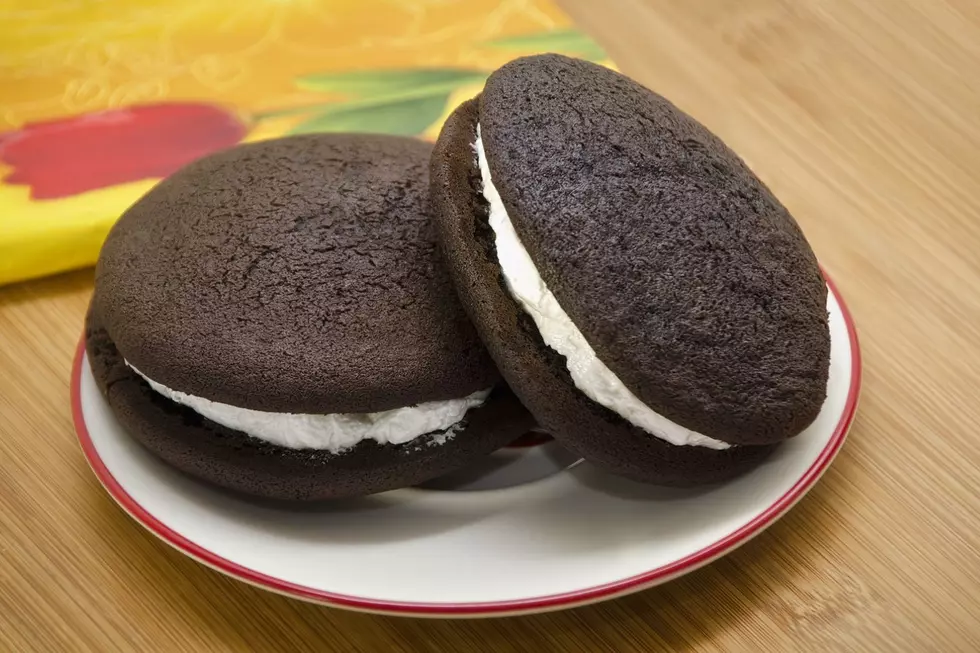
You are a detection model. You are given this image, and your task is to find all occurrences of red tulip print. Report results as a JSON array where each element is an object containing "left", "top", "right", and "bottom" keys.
[{"left": 0, "top": 103, "right": 248, "bottom": 200}]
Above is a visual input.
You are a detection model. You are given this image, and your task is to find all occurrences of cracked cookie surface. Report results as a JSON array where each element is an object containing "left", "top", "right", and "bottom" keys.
[
  {"left": 93, "top": 134, "right": 498, "bottom": 414},
  {"left": 476, "top": 54, "right": 829, "bottom": 445}
]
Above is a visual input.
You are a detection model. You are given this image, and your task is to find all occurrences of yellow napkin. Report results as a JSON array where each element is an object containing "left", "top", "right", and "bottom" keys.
[{"left": 0, "top": 0, "right": 610, "bottom": 286}]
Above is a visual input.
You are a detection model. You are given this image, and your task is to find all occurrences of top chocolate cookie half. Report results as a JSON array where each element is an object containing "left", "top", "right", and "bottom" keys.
[
  {"left": 94, "top": 133, "right": 499, "bottom": 414},
  {"left": 439, "top": 54, "right": 830, "bottom": 446}
]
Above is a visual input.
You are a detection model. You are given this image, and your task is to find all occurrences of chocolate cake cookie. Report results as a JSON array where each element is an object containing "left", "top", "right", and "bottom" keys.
[
  {"left": 87, "top": 133, "right": 533, "bottom": 500},
  {"left": 429, "top": 55, "right": 831, "bottom": 485}
]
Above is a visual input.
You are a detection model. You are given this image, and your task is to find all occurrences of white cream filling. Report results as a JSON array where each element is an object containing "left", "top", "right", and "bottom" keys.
[
  {"left": 127, "top": 362, "right": 491, "bottom": 452},
  {"left": 475, "top": 125, "right": 730, "bottom": 450}
]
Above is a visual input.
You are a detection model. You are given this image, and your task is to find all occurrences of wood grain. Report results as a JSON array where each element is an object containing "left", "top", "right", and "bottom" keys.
[{"left": 3, "top": 0, "right": 980, "bottom": 649}]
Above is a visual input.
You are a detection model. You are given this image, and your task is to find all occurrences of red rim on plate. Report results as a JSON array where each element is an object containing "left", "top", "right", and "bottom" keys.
[{"left": 72, "top": 277, "right": 861, "bottom": 617}]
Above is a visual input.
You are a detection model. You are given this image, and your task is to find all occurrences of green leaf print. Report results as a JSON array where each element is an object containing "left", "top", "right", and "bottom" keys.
[
  {"left": 294, "top": 69, "right": 486, "bottom": 101},
  {"left": 288, "top": 93, "right": 450, "bottom": 136},
  {"left": 484, "top": 28, "right": 607, "bottom": 61}
]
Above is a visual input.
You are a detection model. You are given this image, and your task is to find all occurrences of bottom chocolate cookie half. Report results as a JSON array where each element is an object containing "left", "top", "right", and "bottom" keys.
[
  {"left": 85, "top": 307, "right": 535, "bottom": 501},
  {"left": 430, "top": 98, "right": 776, "bottom": 486}
]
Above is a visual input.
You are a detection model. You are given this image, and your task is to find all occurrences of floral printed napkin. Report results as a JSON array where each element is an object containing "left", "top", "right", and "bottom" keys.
[{"left": 0, "top": 0, "right": 609, "bottom": 286}]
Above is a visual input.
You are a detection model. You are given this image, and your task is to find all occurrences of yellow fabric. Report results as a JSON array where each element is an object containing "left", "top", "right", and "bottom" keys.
[{"left": 0, "top": 0, "right": 609, "bottom": 286}]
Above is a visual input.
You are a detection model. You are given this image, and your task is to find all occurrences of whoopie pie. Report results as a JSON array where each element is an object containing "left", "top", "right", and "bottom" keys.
[
  {"left": 86, "top": 133, "right": 533, "bottom": 500},
  {"left": 429, "top": 54, "right": 831, "bottom": 485}
]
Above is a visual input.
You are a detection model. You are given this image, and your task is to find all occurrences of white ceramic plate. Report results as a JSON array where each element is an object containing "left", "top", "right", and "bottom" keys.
[{"left": 73, "top": 280, "right": 860, "bottom": 618}]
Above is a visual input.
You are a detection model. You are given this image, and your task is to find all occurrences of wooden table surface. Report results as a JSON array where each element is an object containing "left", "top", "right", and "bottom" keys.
[{"left": 3, "top": 0, "right": 980, "bottom": 650}]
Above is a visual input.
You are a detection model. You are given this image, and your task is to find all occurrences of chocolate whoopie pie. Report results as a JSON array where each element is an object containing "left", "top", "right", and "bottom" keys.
[
  {"left": 430, "top": 54, "right": 831, "bottom": 486},
  {"left": 87, "top": 133, "right": 533, "bottom": 500}
]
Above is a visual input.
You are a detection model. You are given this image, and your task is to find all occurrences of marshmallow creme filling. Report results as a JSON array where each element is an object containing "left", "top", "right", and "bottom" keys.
[{"left": 127, "top": 362, "right": 490, "bottom": 453}]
